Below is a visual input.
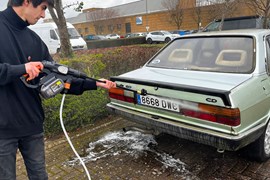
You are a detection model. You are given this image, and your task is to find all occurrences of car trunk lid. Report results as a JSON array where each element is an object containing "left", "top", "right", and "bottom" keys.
[
  {"left": 117, "top": 67, "right": 252, "bottom": 92},
  {"left": 109, "top": 67, "right": 251, "bottom": 128}
]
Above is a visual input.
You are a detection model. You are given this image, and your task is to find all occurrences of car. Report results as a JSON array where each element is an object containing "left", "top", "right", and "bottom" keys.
[
  {"left": 132, "top": 32, "right": 147, "bottom": 37},
  {"left": 125, "top": 33, "right": 132, "bottom": 38},
  {"left": 126, "top": 32, "right": 147, "bottom": 38},
  {"left": 84, "top": 34, "right": 95, "bottom": 40},
  {"left": 203, "top": 16, "right": 270, "bottom": 32},
  {"left": 106, "top": 34, "right": 121, "bottom": 39},
  {"left": 84, "top": 34, "right": 106, "bottom": 40},
  {"left": 93, "top": 35, "right": 107, "bottom": 40},
  {"left": 170, "top": 30, "right": 191, "bottom": 36},
  {"left": 146, "top": 30, "right": 180, "bottom": 44},
  {"left": 107, "top": 29, "right": 270, "bottom": 161}
]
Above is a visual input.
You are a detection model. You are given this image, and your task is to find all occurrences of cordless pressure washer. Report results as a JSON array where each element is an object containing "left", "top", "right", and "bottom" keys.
[
  {"left": 20, "top": 60, "right": 147, "bottom": 99},
  {"left": 20, "top": 60, "right": 107, "bottom": 99}
]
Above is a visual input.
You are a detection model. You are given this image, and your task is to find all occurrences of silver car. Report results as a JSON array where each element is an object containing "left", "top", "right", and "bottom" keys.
[
  {"left": 107, "top": 29, "right": 270, "bottom": 161},
  {"left": 146, "top": 30, "right": 180, "bottom": 44}
]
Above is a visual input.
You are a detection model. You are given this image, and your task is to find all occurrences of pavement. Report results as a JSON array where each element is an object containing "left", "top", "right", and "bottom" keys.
[
  {"left": 16, "top": 116, "right": 128, "bottom": 180},
  {"left": 15, "top": 116, "right": 270, "bottom": 180}
]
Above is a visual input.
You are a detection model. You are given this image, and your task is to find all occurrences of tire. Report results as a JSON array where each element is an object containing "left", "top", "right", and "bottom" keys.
[
  {"left": 56, "top": 48, "right": 61, "bottom": 53},
  {"left": 147, "top": 38, "right": 152, "bottom": 44},
  {"left": 244, "top": 120, "right": 270, "bottom": 162},
  {"left": 165, "top": 37, "right": 171, "bottom": 43}
]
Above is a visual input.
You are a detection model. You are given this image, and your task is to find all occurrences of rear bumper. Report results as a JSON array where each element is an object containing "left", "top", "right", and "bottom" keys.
[{"left": 107, "top": 103, "right": 265, "bottom": 151}]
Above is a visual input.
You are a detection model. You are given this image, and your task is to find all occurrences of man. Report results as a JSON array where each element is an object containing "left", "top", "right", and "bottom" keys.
[{"left": 0, "top": 0, "right": 116, "bottom": 179}]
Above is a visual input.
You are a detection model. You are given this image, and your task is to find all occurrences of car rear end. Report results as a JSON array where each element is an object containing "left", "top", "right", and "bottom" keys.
[{"left": 107, "top": 31, "right": 267, "bottom": 151}]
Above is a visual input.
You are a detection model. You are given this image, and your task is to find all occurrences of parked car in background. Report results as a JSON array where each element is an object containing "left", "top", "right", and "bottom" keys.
[
  {"left": 125, "top": 33, "right": 132, "bottom": 38},
  {"left": 132, "top": 32, "right": 147, "bottom": 37},
  {"left": 170, "top": 30, "right": 191, "bottom": 36},
  {"left": 126, "top": 32, "right": 147, "bottom": 38},
  {"left": 94, "top": 35, "right": 107, "bottom": 40},
  {"left": 107, "top": 29, "right": 270, "bottom": 162},
  {"left": 84, "top": 34, "right": 95, "bottom": 40},
  {"left": 203, "top": 16, "right": 270, "bottom": 32},
  {"left": 29, "top": 22, "right": 87, "bottom": 54},
  {"left": 106, "top": 34, "right": 121, "bottom": 39},
  {"left": 84, "top": 34, "right": 106, "bottom": 40},
  {"left": 146, "top": 30, "right": 180, "bottom": 44}
]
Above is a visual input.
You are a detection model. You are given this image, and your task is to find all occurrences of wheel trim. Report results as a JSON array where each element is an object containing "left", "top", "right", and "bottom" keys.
[{"left": 264, "top": 122, "right": 270, "bottom": 155}]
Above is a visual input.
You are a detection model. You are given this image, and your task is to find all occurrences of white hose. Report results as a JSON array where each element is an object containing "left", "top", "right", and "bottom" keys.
[{"left": 60, "top": 94, "right": 91, "bottom": 180}]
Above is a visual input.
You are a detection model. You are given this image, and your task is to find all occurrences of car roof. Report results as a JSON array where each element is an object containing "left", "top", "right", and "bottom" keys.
[
  {"left": 188, "top": 29, "right": 270, "bottom": 37},
  {"left": 149, "top": 30, "right": 168, "bottom": 32}
]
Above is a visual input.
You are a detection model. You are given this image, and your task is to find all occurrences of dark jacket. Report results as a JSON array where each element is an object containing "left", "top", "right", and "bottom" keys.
[{"left": 0, "top": 7, "right": 96, "bottom": 138}]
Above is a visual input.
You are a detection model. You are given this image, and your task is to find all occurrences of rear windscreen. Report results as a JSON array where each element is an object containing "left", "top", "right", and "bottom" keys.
[{"left": 147, "top": 36, "right": 254, "bottom": 73}]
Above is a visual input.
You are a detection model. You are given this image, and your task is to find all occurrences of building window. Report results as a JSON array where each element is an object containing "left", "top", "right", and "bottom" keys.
[
  {"left": 136, "top": 16, "right": 143, "bottom": 25},
  {"left": 196, "top": 0, "right": 226, "bottom": 6},
  {"left": 85, "top": 27, "right": 89, "bottom": 33},
  {"left": 108, "top": 25, "right": 114, "bottom": 32},
  {"left": 117, "top": 24, "right": 122, "bottom": 30}
]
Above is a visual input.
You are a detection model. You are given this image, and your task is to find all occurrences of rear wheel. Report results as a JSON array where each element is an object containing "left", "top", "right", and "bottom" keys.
[
  {"left": 244, "top": 120, "right": 270, "bottom": 162},
  {"left": 165, "top": 37, "right": 171, "bottom": 43},
  {"left": 57, "top": 48, "right": 61, "bottom": 53},
  {"left": 147, "top": 38, "right": 153, "bottom": 44}
]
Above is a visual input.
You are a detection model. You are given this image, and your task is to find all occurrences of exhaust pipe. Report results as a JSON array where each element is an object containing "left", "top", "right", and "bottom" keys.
[{"left": 217, "top": 148, "right": 225, "bottom": 153}]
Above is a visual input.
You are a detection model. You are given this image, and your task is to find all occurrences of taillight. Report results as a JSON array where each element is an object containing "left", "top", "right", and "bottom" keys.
[
  {"left": 109, "top": 88, "right": 136, "bottom": 103},
  {"left": 181, "top": 103, "right": 240, "bottom": 126}
]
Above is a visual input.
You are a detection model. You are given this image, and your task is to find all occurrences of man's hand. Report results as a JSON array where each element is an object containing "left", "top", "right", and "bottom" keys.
[
  {"left": 96, "top": 79, "right": 116, "bottom": 89},
  {"left": 25, "top": 62, "right": 44, "bottom": 81}
]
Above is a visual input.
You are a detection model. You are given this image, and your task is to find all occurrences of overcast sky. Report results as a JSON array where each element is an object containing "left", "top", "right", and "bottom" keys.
[{"left": 0, "top": 0, "right": 139, "bottom": 18}]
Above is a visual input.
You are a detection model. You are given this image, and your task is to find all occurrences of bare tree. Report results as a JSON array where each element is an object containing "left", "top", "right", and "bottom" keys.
[
  {"left": 86, "top": 8, "right": 120, "bottom": 35},
  {"left": 243, "top": 0, "right": 270, "bottom": 28},
  {"left": 207, "top": 0, "right": 241, "bottom": 30},
  {"left": 48, "top": 2, "right": 72, "bottom": 58},
  {"left": 48, "top": 1, "right": 83, "bottom": 58},
  {"left": 161, "top": 0, "right": 185, "bottom": 29},
  {"left": 192, "top": 0, "right": 204, "bottom": 30}
]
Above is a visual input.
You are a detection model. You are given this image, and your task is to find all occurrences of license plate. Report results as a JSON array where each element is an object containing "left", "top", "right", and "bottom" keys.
[{"left": 137, "top": 94, "right": 180, "bottom": 112}]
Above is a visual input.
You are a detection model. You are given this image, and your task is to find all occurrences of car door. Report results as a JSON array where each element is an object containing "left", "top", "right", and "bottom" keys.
[
  {"left": 151, "top": 32, "right": 159, "bottom": 41},
  {"left": 157, "top": 31, "right": 164, "bottom": 41},
  {"left": 48, "top": 29, "right": 60, "bottom": 54}
]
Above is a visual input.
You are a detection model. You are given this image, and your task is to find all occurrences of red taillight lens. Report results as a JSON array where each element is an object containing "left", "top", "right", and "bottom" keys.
[
  {"left": 181, "top": 103, "right": 240, "bottom": 126},
  {"left": 109, "top": 88, "right": 135, "bottom": 103}
]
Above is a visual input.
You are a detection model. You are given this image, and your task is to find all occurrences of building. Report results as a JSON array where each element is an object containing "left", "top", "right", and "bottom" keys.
[{"left": 67, "top": 0, "right": 254, "bottom": 36}]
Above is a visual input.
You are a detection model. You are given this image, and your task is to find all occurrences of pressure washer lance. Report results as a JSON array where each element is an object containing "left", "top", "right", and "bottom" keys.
[{"left": 20, "top": 60, "right": 148, "bottom": 180}]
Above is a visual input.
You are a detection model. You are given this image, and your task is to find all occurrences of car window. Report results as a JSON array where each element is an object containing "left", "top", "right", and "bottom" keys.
[
  {"left": 147, "top": 36, "right": 254, "bottom": 73},
  {"left": 56, "top": 28, "right": 81, "bottom": 39},
  {"left": 162, "top": 31, "right": 171, "bottom": 35},
  {"left": 223, "top": 19, "right": 257, "bottom": 30},
  {"left": 205, "top": 21, "right": 220, "bottom": 31},
  {"left": 265, "top": 36, "right": 270, "bottom": 74},
  {"left": 67, "top": 28, "right": 81, "bottom": 39},
  {"left": 50, "top": 30, "right": 58, "bottom": 40}
]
